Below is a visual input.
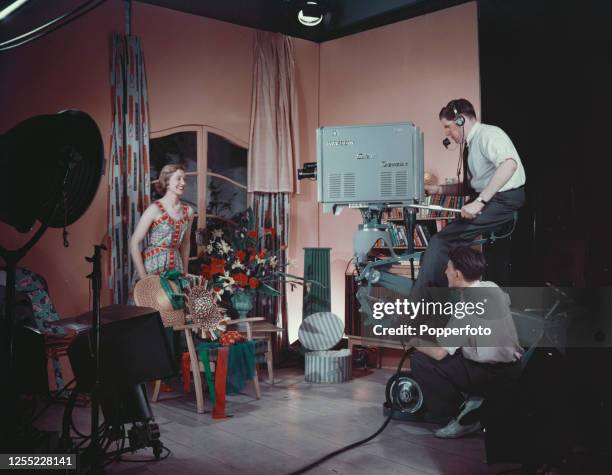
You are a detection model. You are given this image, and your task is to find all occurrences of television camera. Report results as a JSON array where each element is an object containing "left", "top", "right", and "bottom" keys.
[{"left": 298, "top": 122, "right": 459, "bottom": 322}]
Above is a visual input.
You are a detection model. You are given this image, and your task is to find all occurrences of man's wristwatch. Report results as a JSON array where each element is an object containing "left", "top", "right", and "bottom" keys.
[{"left": 476, "top": 196, "right": 488, "bottom": 205}]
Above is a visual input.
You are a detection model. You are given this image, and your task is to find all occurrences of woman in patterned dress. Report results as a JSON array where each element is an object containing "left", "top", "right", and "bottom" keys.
[
  {"left": 130, "top": 163, "right": 194, "bottom": 392},
  {"left": 130, "top": 164, "right": 194, "bottom": 281}
]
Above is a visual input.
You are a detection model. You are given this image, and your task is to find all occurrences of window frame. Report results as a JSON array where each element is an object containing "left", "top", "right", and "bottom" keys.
[{"left": 149, "top": 124, "right": 249, "bottom": 259}]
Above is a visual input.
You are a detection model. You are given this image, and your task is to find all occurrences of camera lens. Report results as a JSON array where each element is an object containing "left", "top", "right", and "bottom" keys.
[{"left": 297, "top": 162, "right": 317, "bottom": 180}]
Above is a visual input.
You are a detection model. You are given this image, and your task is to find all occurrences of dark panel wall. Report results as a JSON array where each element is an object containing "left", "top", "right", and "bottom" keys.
[{"left": 479, "top": 0, "right": 612, "bottom": 285}]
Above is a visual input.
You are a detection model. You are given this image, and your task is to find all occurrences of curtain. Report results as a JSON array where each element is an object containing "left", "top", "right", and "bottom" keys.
[
  {"left": 108, "top": 33, "right": 151, "bottom": 304},
  {"left": 248, "top": 31, "right": 301, "bottom": 361},
  {"left": 247, "top": 31, "right": 300, "bottom": 193},
  {"left": 252, "top": 192, "right": 290, "bottom": 359}
]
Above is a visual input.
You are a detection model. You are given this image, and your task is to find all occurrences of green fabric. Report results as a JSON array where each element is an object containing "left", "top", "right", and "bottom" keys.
[
  {"left": 197, "top": 341, "right": 256, "bottom": 396},
  {"left": 203, "top": 339, "right": 268, "bottom": 364},
  {"left": 227, "top": 341, "right": 256, "bottom": 394},
  {"left": 159, "top": 269, "right": 190, "bottom": 310},
  {"left": 303, "top": 248, "right": 331, "bottom": 316},
  {"left": 197, "top": 341, "right": 219, "bottom": 404}
]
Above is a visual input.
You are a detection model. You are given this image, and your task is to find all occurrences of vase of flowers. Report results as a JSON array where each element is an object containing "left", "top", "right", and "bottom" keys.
[{"left": 199, "top": 208, "right": 320, "bottom": 332}]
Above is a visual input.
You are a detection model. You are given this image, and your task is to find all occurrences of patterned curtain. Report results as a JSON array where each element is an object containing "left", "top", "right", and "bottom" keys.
[
  {"left": 252, "top": 192, "right": 290, "bottom": 359},
  {"left": 108, "top": 34, "right": 151, "bottom": 304}
]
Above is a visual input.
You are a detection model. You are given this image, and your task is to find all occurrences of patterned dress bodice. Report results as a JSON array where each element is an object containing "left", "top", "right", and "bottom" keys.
[{"left": 143, "top": 200, "right": 191, "bottom": 275}]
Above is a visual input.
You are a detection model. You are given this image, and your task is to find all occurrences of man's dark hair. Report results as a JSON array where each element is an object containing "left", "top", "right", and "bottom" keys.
[
  {"left": 439, "top": 98, "right": 477, "bottom": 122},
  {"left": 448, "top": 246, "right": 486, "bottom": 281}
]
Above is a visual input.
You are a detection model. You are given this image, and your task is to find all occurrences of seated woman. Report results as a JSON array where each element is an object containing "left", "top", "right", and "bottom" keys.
[{"left": 130, "top": 163, "right": 195, "bottom": 392}]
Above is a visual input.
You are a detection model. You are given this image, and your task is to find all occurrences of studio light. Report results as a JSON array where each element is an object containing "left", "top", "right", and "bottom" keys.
[
  {"left": 298, "top": 1, "right": 323, "bottom": 27},
  {"left": 0, "top": 110, "right": 104, "bottom": 232}
]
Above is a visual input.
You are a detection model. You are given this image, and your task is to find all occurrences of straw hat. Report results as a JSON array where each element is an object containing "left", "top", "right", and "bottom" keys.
[{"left": 133, "top": 274, "right": 185, "bottom": 327}]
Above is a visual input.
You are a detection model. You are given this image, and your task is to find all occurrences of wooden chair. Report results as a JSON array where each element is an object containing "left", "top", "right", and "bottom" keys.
[
  {"left": 148, "top": 323, "right": 204, "bottom": 410},
  {"left": 151, "top": 317, "right": 264, "bottom": 414}
]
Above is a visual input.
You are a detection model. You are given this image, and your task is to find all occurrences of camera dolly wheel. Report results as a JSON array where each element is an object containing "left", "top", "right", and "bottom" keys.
[{"left": 384, "top": 371, "right": 424, "bottom": 420}]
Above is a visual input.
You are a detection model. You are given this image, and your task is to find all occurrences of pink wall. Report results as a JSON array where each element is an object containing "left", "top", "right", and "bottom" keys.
[
  {"left": 132, "top": 3, "right": 254, "bottom": 139},
  {"left": 289, "top": 2, "right": 481, "bottom": 334}
]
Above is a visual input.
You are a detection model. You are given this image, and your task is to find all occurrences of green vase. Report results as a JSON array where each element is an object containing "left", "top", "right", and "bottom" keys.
[{"left": 231, "top": 291, "right": 254, "bottom": 332}]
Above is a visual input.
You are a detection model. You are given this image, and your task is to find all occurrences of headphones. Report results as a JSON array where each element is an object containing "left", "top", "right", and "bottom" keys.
[{"left": 448, "top": 100, "right": 465, "bottom": 127}]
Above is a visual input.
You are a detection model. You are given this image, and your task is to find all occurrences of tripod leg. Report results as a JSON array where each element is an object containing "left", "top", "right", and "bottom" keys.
[{"left": 61, "top": 385, "right": 80, "bottom": 447}]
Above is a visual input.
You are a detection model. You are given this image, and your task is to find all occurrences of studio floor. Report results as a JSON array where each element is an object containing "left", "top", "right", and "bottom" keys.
[{"left": 39, "top": 368, "right": 525, "bottom": 475}]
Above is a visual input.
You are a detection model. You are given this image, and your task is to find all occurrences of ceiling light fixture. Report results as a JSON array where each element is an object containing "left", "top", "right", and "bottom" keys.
[
  {"left": 298, "top": 1, "right": 323, "bottom": 27},
  {"left": 0, "top": 0, "right": 29, "bottom": 21}
]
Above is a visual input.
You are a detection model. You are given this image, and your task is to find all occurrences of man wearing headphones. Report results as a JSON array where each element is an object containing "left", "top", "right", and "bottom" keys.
[{"left": 415, "top": 98, "right": 526, "bottom": 288}]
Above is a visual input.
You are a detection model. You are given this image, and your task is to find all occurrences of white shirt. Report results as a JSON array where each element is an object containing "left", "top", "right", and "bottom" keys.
[
  {"left": 466, "top": 122, "right": 526, "bottom": 193},
  {"left": 441, "top": 281, "right": 524, "bottom": 364}
]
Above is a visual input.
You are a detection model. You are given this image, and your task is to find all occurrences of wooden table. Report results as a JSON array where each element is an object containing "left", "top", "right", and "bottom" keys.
[{"left": 250, "top": 321, "right": 285, "bottom": 384}]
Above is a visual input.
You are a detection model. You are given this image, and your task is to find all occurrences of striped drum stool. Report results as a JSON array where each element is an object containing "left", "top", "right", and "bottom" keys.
[{"left": 298, "top": 312, "right": 352, "bottom": 383}]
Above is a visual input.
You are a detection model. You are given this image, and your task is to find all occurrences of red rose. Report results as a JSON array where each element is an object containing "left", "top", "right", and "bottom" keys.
[
  {"left": 247, "top": 230, "right": 257, "bottom": 238},
  {"left": 258, "top": 249, "right": 267, "bottom": 258},
  {"left": 264, "top": 227, "right": 277, "bottom": 238},
  {"left": 234, "top": 273, "right": 248, "bottom": 287},
  {"left": 248, "top": 277, "right": 259, "bottom": 289},
  {"left": 210, "top": 257, "right": 226, "bottom": 276},
  {"left": 236, "top": 250, "right": 246, "bottom": 261}
]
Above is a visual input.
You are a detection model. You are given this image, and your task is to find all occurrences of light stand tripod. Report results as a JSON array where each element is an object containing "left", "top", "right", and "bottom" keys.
[
  {"left": 62, "top": 245, "right": 165, "bottom": 471},
  {"left": 80, "top": 244, "right": 106, "bottom": 473}
]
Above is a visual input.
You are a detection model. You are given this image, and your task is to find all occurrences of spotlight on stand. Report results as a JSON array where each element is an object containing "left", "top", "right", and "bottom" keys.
[
  {"left": 0, "top": 110, "right": 103, "bottom": 452},
  {"left": 297, "top": 1, "right": 325, "bottom": 27}
]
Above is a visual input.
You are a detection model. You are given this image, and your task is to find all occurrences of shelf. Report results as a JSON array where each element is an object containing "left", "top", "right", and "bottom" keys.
[
  {"left": 385, "top": 216, "right": 456, "bottom": 221},
  {"left": 373, "top": 246, "right": 426, "bottom": 250}
]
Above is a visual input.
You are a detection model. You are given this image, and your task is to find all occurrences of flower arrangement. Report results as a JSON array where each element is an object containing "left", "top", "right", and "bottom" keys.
[{"left": 199, "top": 208, "right": 304, "bottom": 301}]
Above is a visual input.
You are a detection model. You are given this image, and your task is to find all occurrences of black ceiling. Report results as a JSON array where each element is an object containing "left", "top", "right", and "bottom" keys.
[{"left": 137, "top": 0, "right": 471, "bottom": 43}]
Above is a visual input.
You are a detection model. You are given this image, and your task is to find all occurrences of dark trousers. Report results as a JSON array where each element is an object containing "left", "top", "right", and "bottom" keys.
[
  {"left": 413, "top": 187, "right": 526, "bottom": 288},
  {"left": 410, "top": 350, "right": 520, "bottom": 419}
]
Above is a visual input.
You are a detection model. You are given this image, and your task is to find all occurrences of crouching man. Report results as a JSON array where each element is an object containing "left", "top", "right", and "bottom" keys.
[{"left": 409, "top": 246, "right": 523, "bottom": 438}]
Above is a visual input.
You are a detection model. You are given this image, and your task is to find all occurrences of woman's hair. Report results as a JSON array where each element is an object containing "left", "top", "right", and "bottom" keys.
[
  {"left": 154, "top": 163, "right": 185, "bottom": 195},
  {"left": 439, "top": 98, "right": 477, "bottom": 122},
  {"left": 448, "top": 245, "right": 486, "bottom": 282}
]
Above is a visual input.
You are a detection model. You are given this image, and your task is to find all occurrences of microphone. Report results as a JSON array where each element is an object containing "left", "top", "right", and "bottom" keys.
[{"left": 442, "top": 138, "right": 451, "bottom": 149}]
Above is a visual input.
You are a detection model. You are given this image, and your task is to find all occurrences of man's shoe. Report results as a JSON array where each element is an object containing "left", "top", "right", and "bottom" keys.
[
  {"left": 434, "top": 419, "right": 482, "bottom": 439},
  {"left": 433, "top": 397, "right": 484, "bottom": 438},
  {"left": 457, "top": 396, "right": 484, "bottom": 425}
]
